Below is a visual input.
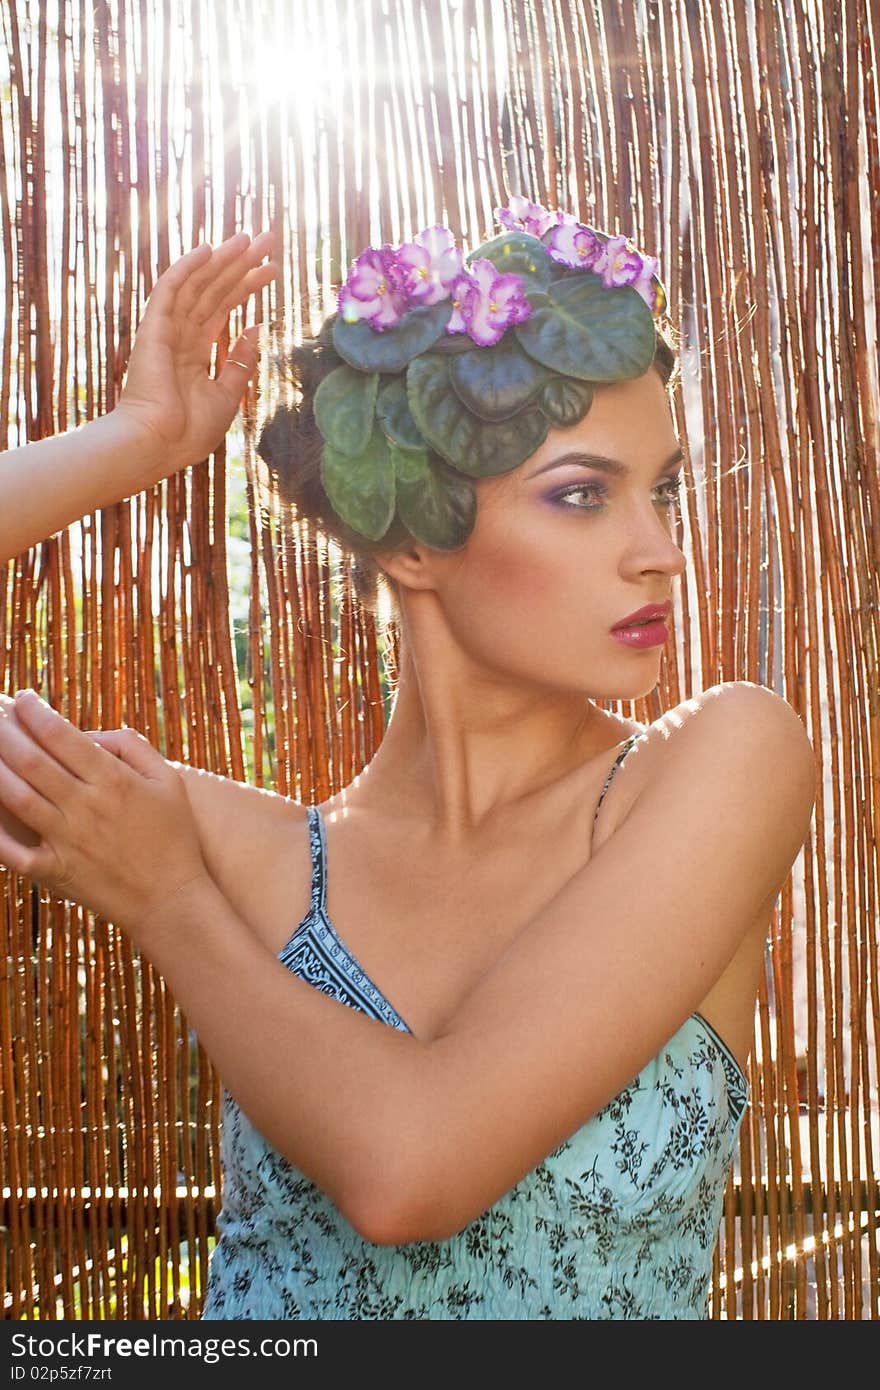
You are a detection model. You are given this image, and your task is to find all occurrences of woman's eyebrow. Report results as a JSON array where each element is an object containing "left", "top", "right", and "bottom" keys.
[{"left": 530, "top": 446, "right": 685, "bottom": 479}]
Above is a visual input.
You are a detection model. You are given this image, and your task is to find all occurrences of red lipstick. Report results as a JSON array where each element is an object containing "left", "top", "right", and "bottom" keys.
[
  {"left": 612, "top": 602, "right": 672, "bottom": 630},
  {"left": 611, "top": 601, "right": 672, "bottom": 650}
]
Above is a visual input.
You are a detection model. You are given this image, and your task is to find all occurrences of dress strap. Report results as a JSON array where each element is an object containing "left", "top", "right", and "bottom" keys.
[
  {"left": 305, "top": 805, "right": 327, "bottom": 912},
  {"left": 593, "top": 734, "right": 640, "bottom": 826}
]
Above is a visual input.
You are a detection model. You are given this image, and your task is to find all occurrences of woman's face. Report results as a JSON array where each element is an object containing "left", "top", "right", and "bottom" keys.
[{"left": 399, "top": 366, "right": 688, "bottom": 703}]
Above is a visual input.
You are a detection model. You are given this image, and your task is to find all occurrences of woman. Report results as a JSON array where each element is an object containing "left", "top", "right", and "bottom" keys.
[{"left": 0, "top": 205, "right": 816, "bottom": 1319}]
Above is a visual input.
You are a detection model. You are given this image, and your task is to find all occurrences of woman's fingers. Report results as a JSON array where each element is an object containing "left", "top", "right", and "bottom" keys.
[
  {"left": 214, "top": 324, "right": 264, "bottom": 401},
  {"left": 178, "top": 230, "right": 273, "bottom": 322},
  {"left": 192, "top": 231, "right": 279, "bottom": 328},
  {"left": 137, "top": 230, "right": 277, "bottom": 338},
  {"left": 0, "top": 695, "right": 75, "bottom": 825},
  {"left": 12, "top": 691, "right": 117, "bottom": 784},
  {"left": 173, "top": 231, "right": 251, "bottom": 313},
  {"left": 201, "top": 261, "right": 279, "bottom": 335},
  {"left": 0, "top": 752, "right": 60, "bottom": 841},
  {"left": 140, "top": 240, "right": 213, "bottom": 320},
  {"left": 144, "top": 231, "right": 252, "bottom": 326},
  {"left": 0, "top": 820, "right": 55, "bottom": 880},
  {"left": 132, "top": 231, "right": 278, "bottom": 401}
]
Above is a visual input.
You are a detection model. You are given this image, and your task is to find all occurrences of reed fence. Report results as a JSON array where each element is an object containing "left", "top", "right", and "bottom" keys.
[{"left": 1, "top": 0, "right": 878, "bottom": 1319}]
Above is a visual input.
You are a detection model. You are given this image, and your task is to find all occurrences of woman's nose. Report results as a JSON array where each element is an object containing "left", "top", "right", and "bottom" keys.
[{"left": 624, "top": 510, "right": 687, "bottom": 578}]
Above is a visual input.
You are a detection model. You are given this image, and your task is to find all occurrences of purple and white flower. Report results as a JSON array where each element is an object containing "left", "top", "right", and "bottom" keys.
[
  {"left": 630, "top": 253, "right": 666, "bottom": 314},
  {"left": 592, "top": 234, "right": 644, "bottom": 290},
  {"left": 397, "top": 225, "right": 465, "bottom": 307},
  {"left": 446, "top": 271, "right": 475, "bottom": 336},
  {"left": 546, "top": 224, "right": 664, "bottom": 313},
  {"left": 338, "top": 245, "right": 410, "bottom": 331},
  {"left": 589, "top": 234, "right": 639, "bottom": 289},
  {"left": 495, "top": 195, "right": 564, "bottom": 239},
  {"left": 592, "top": 235, "right": 665, "bottom": 313},
  {"left": 544, "top": 220, "right": 604, "bottom": 271},
  {"left": 446, "top": 258, "right": 533, "bottom": 347}
]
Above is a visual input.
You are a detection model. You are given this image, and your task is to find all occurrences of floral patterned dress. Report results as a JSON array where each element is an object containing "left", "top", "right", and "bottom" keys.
[{"left": 201, "top": 736, "right": 749, "bottom": 1320}]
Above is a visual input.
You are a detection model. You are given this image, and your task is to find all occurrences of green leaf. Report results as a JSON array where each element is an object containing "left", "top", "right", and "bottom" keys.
[
  {"left": 539, "top": 376, "right": 595, "bottom": 427},
  {"left": 394, "top": 448, "right": 478, "bottom": 549},
  {"left": 425, "top": 330, "right": 479, "bottom": 356},
  {"left": 515, "top": 274, "right": 656, "bottom": 381},
  {"left": 406, "top": 354, "right": 549, "bottom": 477},
  {"left": 313, "top": 365, "right": 379, "bottom": 456},
  {"left": 317, "top": 314, "right": 337, "bottom": 351},
  {"left": 332, "top": 299, "right": 453, "bottom": 372},
  {"left": 376, "top": 378, "right": 427, "bottom": 451},
  {"left": 319, "top": 429, "right": 397, "bottom": 540},
  {"left": 468, "top": 231, "right": 556, "bottom": 293},
  {"left": 448, "top": 335, "right": 553, "bottom": 421},
  {"left": 389, "top": 440, "right": 429, "bottom": 486}
]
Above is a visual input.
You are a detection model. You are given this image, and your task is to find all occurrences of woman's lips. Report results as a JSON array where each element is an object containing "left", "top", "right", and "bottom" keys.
[{"left": 611, "top": 619, "right": 669, "bottom": 649}]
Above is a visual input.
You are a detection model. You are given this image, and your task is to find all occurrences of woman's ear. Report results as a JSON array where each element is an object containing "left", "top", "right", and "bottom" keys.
[{"left": 372, "top": 543, "right": 436, "bottom": 593}]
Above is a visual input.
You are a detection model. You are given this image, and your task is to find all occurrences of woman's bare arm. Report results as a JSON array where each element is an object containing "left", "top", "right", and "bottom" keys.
[
  {"left": 0, "top": 411, "right": 173, "bottom": 562},
  {"left": 388, "top": 681, "right": 816, "bottom": 1241},
  {"left": 0, "top": 230, "right": 278, "bottom": 562},
  {"left": 0, "top": 681, "right": 815, "bottom": 1248}
]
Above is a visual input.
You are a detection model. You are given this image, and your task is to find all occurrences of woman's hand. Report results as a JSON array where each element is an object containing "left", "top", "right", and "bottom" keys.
[
  {"left": 114, "top": 229, "right": 279, "bottom": 481},
  {"left": 0, "top": 691, "right": 210, "bottom": 951}
]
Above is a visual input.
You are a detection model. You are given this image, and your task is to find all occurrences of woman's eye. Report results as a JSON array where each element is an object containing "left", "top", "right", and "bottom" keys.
[
  {"left": 551, "top": 484, "right": 605, "bottom": 510},
  {"left": 551, "top": 477, "right": 683, "bottom": 512},
  {"left": 656, "top": 477, "right": 683, "bottom": 510}
]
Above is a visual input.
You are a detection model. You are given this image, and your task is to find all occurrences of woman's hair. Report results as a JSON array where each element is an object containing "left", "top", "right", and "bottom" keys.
[{"left": 256, "top": 315, "right": 682, "bottom": 627}]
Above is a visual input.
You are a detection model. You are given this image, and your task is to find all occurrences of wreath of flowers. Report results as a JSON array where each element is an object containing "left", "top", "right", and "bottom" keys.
[{"left": 303, "top": 197, "right": 669, "bottom": 550}]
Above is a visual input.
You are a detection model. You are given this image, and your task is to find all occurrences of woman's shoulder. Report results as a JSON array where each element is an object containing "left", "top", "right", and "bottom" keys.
[
  {"left": 174, "top": 760, "right": 309, "bottom": 834},
  {"left": 592, "top": 683, "right": 809, "bottom": 849},
  {"left": 173, "top": 763, "right": 312, "bottom": 937},
  {"left": 617, "top": 681, "right": 803, "bottom": 752}
]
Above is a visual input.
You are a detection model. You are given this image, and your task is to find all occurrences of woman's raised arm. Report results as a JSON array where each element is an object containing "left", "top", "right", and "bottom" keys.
[{"left": 0, "top": 230, "right": 278, "bottom": 562}]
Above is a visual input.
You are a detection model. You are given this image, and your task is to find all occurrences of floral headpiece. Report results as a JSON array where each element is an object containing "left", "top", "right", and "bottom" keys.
[{"left": 310, "top": 197, "right": 669, "bottom": 549}]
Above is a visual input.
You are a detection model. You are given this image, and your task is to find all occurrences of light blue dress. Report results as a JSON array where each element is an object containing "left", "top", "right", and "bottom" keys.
[{"left": 201, "top": 736, "right": 749, "bottom": 1320}]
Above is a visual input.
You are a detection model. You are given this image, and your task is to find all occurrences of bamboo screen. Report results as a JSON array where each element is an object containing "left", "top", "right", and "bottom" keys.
[{"left": 0, "top": 0, "right": 877, "bottom": 1322}]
